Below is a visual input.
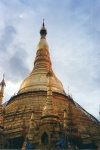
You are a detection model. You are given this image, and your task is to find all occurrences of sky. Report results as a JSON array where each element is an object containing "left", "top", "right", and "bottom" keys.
[{"left": 0, "top": 0, "right": 100, "bottom": 120}]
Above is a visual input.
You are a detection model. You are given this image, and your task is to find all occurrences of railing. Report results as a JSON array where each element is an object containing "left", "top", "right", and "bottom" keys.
[{"left": 75, "top": 101, "right": 100, "bottom": 124}]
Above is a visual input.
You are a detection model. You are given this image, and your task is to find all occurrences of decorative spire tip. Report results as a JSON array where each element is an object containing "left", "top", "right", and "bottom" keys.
[
  {"left": 40, "top": 19, "right": 47, "bottom": 36},
  {"left": 0, "top": 73, "right": 6, "bottom": 87},
  {"left": 3, "top": 73, "right": 5, "bottom": 80},
  {"left": 43, "top": 18, "right": 45, "bottom": 27}
]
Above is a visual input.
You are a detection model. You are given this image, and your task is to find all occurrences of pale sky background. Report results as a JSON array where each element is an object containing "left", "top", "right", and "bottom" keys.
[{"left": 0, "top": 0, "right": 100, "bottom": 120}]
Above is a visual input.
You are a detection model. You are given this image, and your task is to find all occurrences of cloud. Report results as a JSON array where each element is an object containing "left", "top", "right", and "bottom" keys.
[
  {"left": 7, "top": 45, "right": 30, "bottom": 82},
  {"left": 0, "top": 25, "right": 16, "bottom": 53},
  {"left": 0, "top": 24, "right": 30, "bottom": 82}
]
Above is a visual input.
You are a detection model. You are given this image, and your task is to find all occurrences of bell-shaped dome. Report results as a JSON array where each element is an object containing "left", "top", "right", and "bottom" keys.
[{"left": 18, "top": 22, "right": 66, "bottom": 95}]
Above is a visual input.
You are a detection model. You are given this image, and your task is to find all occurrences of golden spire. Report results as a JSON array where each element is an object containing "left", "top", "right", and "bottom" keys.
[
  {"left": 0, "top": 74, "right": 6, "bottom": 132},
  {"left": 18, "top": 21, "right": 66, "bottom": 96},
  {"left": 0, "top": 74, "right": 6, "bottom": 94},
  {"left": 28, "top": 112, "right": 36, "bottom": 142},
  {"left": 37, "top": 19, "right": 49, "bottom": 50},
  {"left": 42, "top": 70, "right": 58, "bottom": 117},
  {"left": 21, "top": 113, "right": 36, "bottom": 150}
]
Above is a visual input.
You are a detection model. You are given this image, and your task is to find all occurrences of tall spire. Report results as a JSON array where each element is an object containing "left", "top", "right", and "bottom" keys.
[
  {"left": 0, "top": 74, "right": 6, "bottom": 134},
  {"left": 28, "top": 112, "right": 36, "bottom": 141},
  {"left": 0, "top": 74, "right": 6, "bottom": 106},
  {"left": 0, "top": 74, "right": 6, "bottom": 94},
  {"left": 21, "top": 113, "right": 35, "bottom": 150},
  {"left": 18, "top": 21, "right": 66, "bottom": 96},
  {"left": 42, "top": 70, "right": 58, "bottom": 117},
  {"left": 37, "top": 20, "right": 48, "bottom": 50}
]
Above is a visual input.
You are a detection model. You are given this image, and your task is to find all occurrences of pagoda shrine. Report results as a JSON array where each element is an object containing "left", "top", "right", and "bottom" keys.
[{"left": 0, "top": 21, "right": 100, "bottom": 150}]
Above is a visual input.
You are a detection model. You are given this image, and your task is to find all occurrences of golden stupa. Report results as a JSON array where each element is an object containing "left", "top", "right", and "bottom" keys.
[{"left": 0, "top": 21, "right": 100, "bottom": 149}]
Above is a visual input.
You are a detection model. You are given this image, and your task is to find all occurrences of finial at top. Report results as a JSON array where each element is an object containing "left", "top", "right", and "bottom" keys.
[
  {"left": 40, "top": 19, "right": 47, "bottom": 37},
  {"left": 0, "top": 73, "right": 6, "bottom": 94},
  {"left": 43, "top": 18, "right": 45, "bottom": 27},
  {"left": 3, "top": 73, "right": 5, "bottom": 80},
  {"left": 0, "top": 73, "right": 6, "bottom": 87}
]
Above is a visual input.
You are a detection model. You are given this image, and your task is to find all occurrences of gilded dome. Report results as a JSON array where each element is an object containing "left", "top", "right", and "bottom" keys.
[
  {"left": 18, "top": 23, "right": 66, "bottom": 95},
  {"left": 18, "top": 66, "right": 66, "bottom": 95}
]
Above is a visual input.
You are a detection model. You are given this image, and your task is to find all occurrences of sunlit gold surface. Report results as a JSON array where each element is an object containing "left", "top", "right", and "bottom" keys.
[
  {"left": 42, "top": 72, "right": 58, "bottom": 117},
  {"left": 18, "top": 72, "right": 65, "bottom": 95},
  {"left": 37, "top": 38, "right": 49, "bottom": 50},
  {"left": 18, "top": 37, "right": 66, "bottom": 95}
]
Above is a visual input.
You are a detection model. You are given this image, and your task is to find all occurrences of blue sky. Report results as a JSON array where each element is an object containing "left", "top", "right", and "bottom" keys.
[{"left": 0, "top": 0, "right": 100, "bottom": 120}]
